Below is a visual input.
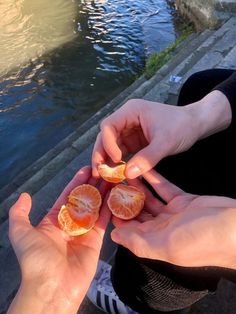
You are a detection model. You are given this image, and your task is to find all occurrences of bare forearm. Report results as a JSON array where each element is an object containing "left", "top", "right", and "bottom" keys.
[
  {"left": 186, "top": 90, "right": 232, "bottom": 140},
  {"left": 7, "top": 280, "right": 82, "bottom": 314}
]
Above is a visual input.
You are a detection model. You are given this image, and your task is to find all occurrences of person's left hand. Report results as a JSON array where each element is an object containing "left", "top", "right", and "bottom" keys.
[
  {"left": 111, "top": 169, "right": 236, "bottom": 269},
  {"left": 8, "top": 166, "right": 111, "bottom": 313}
]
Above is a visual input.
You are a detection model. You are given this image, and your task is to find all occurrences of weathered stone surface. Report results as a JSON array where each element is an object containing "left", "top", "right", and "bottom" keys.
[
  {"left": 0, "top": 147, "right": 79, "bottom": 222},
  {"left": 218, "top": 45, "right": 236, "bottom": 68},
  {"left": 185, "top": 51, "right": 222, "bottom": 77},
  {"left": 216, "top": 0, "right": 236, "bottom": 12},
  {"left": 0, "top": 247, "right": 20, "bottom": 313},
  {"left": 0, "top": 220, "right": 10, "bottom": 249},
  {"left": 176, "top": 0, "right": 236, "bottom": 29},
  {"left": 144, "top": 82, "right": 170, "bottom": 103}
]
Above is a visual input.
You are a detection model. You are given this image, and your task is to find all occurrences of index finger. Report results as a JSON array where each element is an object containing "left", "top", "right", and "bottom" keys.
[
  {"left": 92, "top": 120, "right": 123, "bottom": 177},
  {"left": 93, "top": 103, "right": 137, "bottom": 168},
  {"left": 92, "top": 132, "right": 107, "bottom": 177},
  {"left": 100, "top": 119, "right": 122, "bottom": 163}
]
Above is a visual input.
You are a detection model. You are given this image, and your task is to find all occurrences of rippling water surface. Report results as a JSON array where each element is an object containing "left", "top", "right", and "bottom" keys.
[{"left": 0, "top": 0, "right": 184, "bottom": 188}]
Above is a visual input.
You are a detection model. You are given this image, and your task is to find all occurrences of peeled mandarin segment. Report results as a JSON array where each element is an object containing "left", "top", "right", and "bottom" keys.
[
  {"left": 107, "top": 184, "right": 145, "bottom": 220},
  {"left": 58, "top": 205, "right": 94, "bottom": 236},
  {"left": 68, "top": 184, "right": 102, "bottom": 209},
  {"left": 98, "top": 162, "right": 126, "bottom": 183},
  {"left": 65, "top": 203, "right": 99, "bottom": 229},
  {"left": 57, "top": 184, "right": 102, "bottom": 236}
]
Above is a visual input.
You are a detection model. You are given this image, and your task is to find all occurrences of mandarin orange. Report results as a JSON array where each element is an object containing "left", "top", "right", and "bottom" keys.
[
  {"left": 58, "top": 184, "right": 102, "bottom": 236},
  {"left": 107, "top": 184, "right": 145, "bottom": 220},
  {"left": 98, "top": 162, "right": 126, "bottom": 183}
]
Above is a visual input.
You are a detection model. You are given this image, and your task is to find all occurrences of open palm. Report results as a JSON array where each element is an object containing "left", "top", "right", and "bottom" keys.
[
  {"left": 9, "top": 166, "right": 111, "bottom": 306},
  {"left": 111, "top": 169, "right": 236, "bottom": 269}
]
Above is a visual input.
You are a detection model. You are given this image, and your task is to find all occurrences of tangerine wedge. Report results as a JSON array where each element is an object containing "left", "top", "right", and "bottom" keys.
[
  {"left": 107, "top": 184, "right": 145, "bottom": 220},
  {"left": 98, "top": 162, "right": 126, "bottom": 183},
  {"left": 58, "top": 184, "right": 102, "bottom": 236}
]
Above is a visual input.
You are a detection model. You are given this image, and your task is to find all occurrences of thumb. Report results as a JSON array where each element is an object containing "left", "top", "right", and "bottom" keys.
[
  {"left": 111, "top": 222, "right": 145, "bottom": 257},
  {"left": 9, "top": 193, "right": 33, "bottom": 242},
  {"left": 126, "top": 141, "right": 163, "bottom": 179}
]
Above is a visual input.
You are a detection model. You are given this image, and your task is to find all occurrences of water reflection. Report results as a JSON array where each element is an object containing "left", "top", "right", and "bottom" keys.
[
  {"left": 0, "top": 0, "right": 184, "bottom": 190},
  {"left": 0, "top": 0, "right": 77, "bottom": 77}
]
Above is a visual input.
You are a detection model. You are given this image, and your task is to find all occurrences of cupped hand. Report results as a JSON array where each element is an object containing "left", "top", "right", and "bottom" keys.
[
  {"left": 9, "top": 166, "right": 111, "bottom": 307},
  {"left": 92, "top": 99, "right": 200, "bottom": 179},
  {"left": 111, "top": 170, "right": 236, "bottom": 269}
]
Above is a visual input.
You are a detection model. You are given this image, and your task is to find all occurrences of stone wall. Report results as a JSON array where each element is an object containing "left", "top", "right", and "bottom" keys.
[{"left": 175, "top": 0, "right": 236, "bottom": 29}]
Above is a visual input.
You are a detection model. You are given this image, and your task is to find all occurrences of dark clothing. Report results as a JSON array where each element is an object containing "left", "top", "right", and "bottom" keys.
[{"left": 111, "top": 69, "right": 236, "bottom": 313}]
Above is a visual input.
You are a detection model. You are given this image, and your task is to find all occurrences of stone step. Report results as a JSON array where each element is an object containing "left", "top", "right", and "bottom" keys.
[
  {"left": 0, "top": 29, "right": 206, "bottom": 221},
  {"left": 168, "top": 16, "right": 236, "bottom": 96},
  {"left": 144, "top": 17, "right": 236, "bottom": 104},
  {"left": 0, "top": 247, "right": 20, "bottom": 314},
  {"left": 145, "top": 28, "right": 214, "bottom": 93},
  {"left": 216, "top": 0, "right": 236, "bottom": 13},
  {"left": 143, "top": 28, "right": 215, "bottom": 103},
  {"left": 144, "top": 17, "right": 236, "bottom": 105}
]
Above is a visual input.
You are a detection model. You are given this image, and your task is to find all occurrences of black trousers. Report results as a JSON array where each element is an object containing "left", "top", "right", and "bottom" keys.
[{"left": 111, "top": 69, "right": 236, "bottom": 313}]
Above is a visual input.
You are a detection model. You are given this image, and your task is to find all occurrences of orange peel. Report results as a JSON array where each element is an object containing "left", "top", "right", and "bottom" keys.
[{"left": 107, "top": 184, "right": 145, "bottom": 220}]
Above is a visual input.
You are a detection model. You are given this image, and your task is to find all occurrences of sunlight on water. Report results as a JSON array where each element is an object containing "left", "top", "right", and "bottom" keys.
[{"left": 0, "top": 0, "right": 77, "bottom": 76}]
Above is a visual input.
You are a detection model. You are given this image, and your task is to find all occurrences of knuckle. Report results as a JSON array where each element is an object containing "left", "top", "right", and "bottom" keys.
[
  {"left": 100, "top": 114, "right": 114, "bottom": 131},
  {"left": 93, "top": 132, "right": 101, "bottom": 146},
  {"left": 124, "top": 98, "right": 140, "bottom": 108},
  {"left": 100, "top": 118, "right": 108, "bottom": 129}
]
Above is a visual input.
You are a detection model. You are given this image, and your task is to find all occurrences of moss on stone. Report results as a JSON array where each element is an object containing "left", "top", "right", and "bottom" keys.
[{"left": 145, "top": 23, "right": 195, "bottom": 79}]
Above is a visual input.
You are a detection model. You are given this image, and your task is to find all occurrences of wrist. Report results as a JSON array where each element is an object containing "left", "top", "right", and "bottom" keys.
[
  {"left": 185, "top": 90, "right": 232, "bottom": 141},
  {"left": 8, "top": 277, "right": 81, "bottom": 314}
]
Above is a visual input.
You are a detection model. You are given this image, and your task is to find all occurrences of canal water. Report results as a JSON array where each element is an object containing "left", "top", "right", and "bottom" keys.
[{"left": 0, "top": 0, "right": 185, "bottom": 189}]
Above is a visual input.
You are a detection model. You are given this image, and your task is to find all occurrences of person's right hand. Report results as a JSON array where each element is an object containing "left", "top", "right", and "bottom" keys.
[
  {"left": 92, "top": 91, "right": 231, "bottom": 179},
  {"left": 92, "top": 99, "right": 199, "bottom": 179},
  {"left": 111, "top": 170, "right": 236, "bottom": 269}
]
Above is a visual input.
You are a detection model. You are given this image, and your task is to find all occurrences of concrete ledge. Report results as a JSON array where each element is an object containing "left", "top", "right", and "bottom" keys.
[
  {"left": 176, "top": 0, "right": 236, "bottom": 29},
  {"left": 216, "top": 0, "right": 236, "bottom": 12}
]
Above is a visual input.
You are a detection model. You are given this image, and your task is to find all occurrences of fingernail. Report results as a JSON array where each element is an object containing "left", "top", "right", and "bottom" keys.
[{"left": 126, "top": 165, "right": 141, "bottom": 179}]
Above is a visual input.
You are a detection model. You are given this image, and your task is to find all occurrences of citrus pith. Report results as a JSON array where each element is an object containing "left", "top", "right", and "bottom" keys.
[
  {"left": 98, "top": 162, "right": 126, "bottom": 183},
  {"left": 107, "top": 184, "right": 145, "bottom": 220},
  {"left": 58, "top": 184, "right": 101, "bottom": 236}
]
